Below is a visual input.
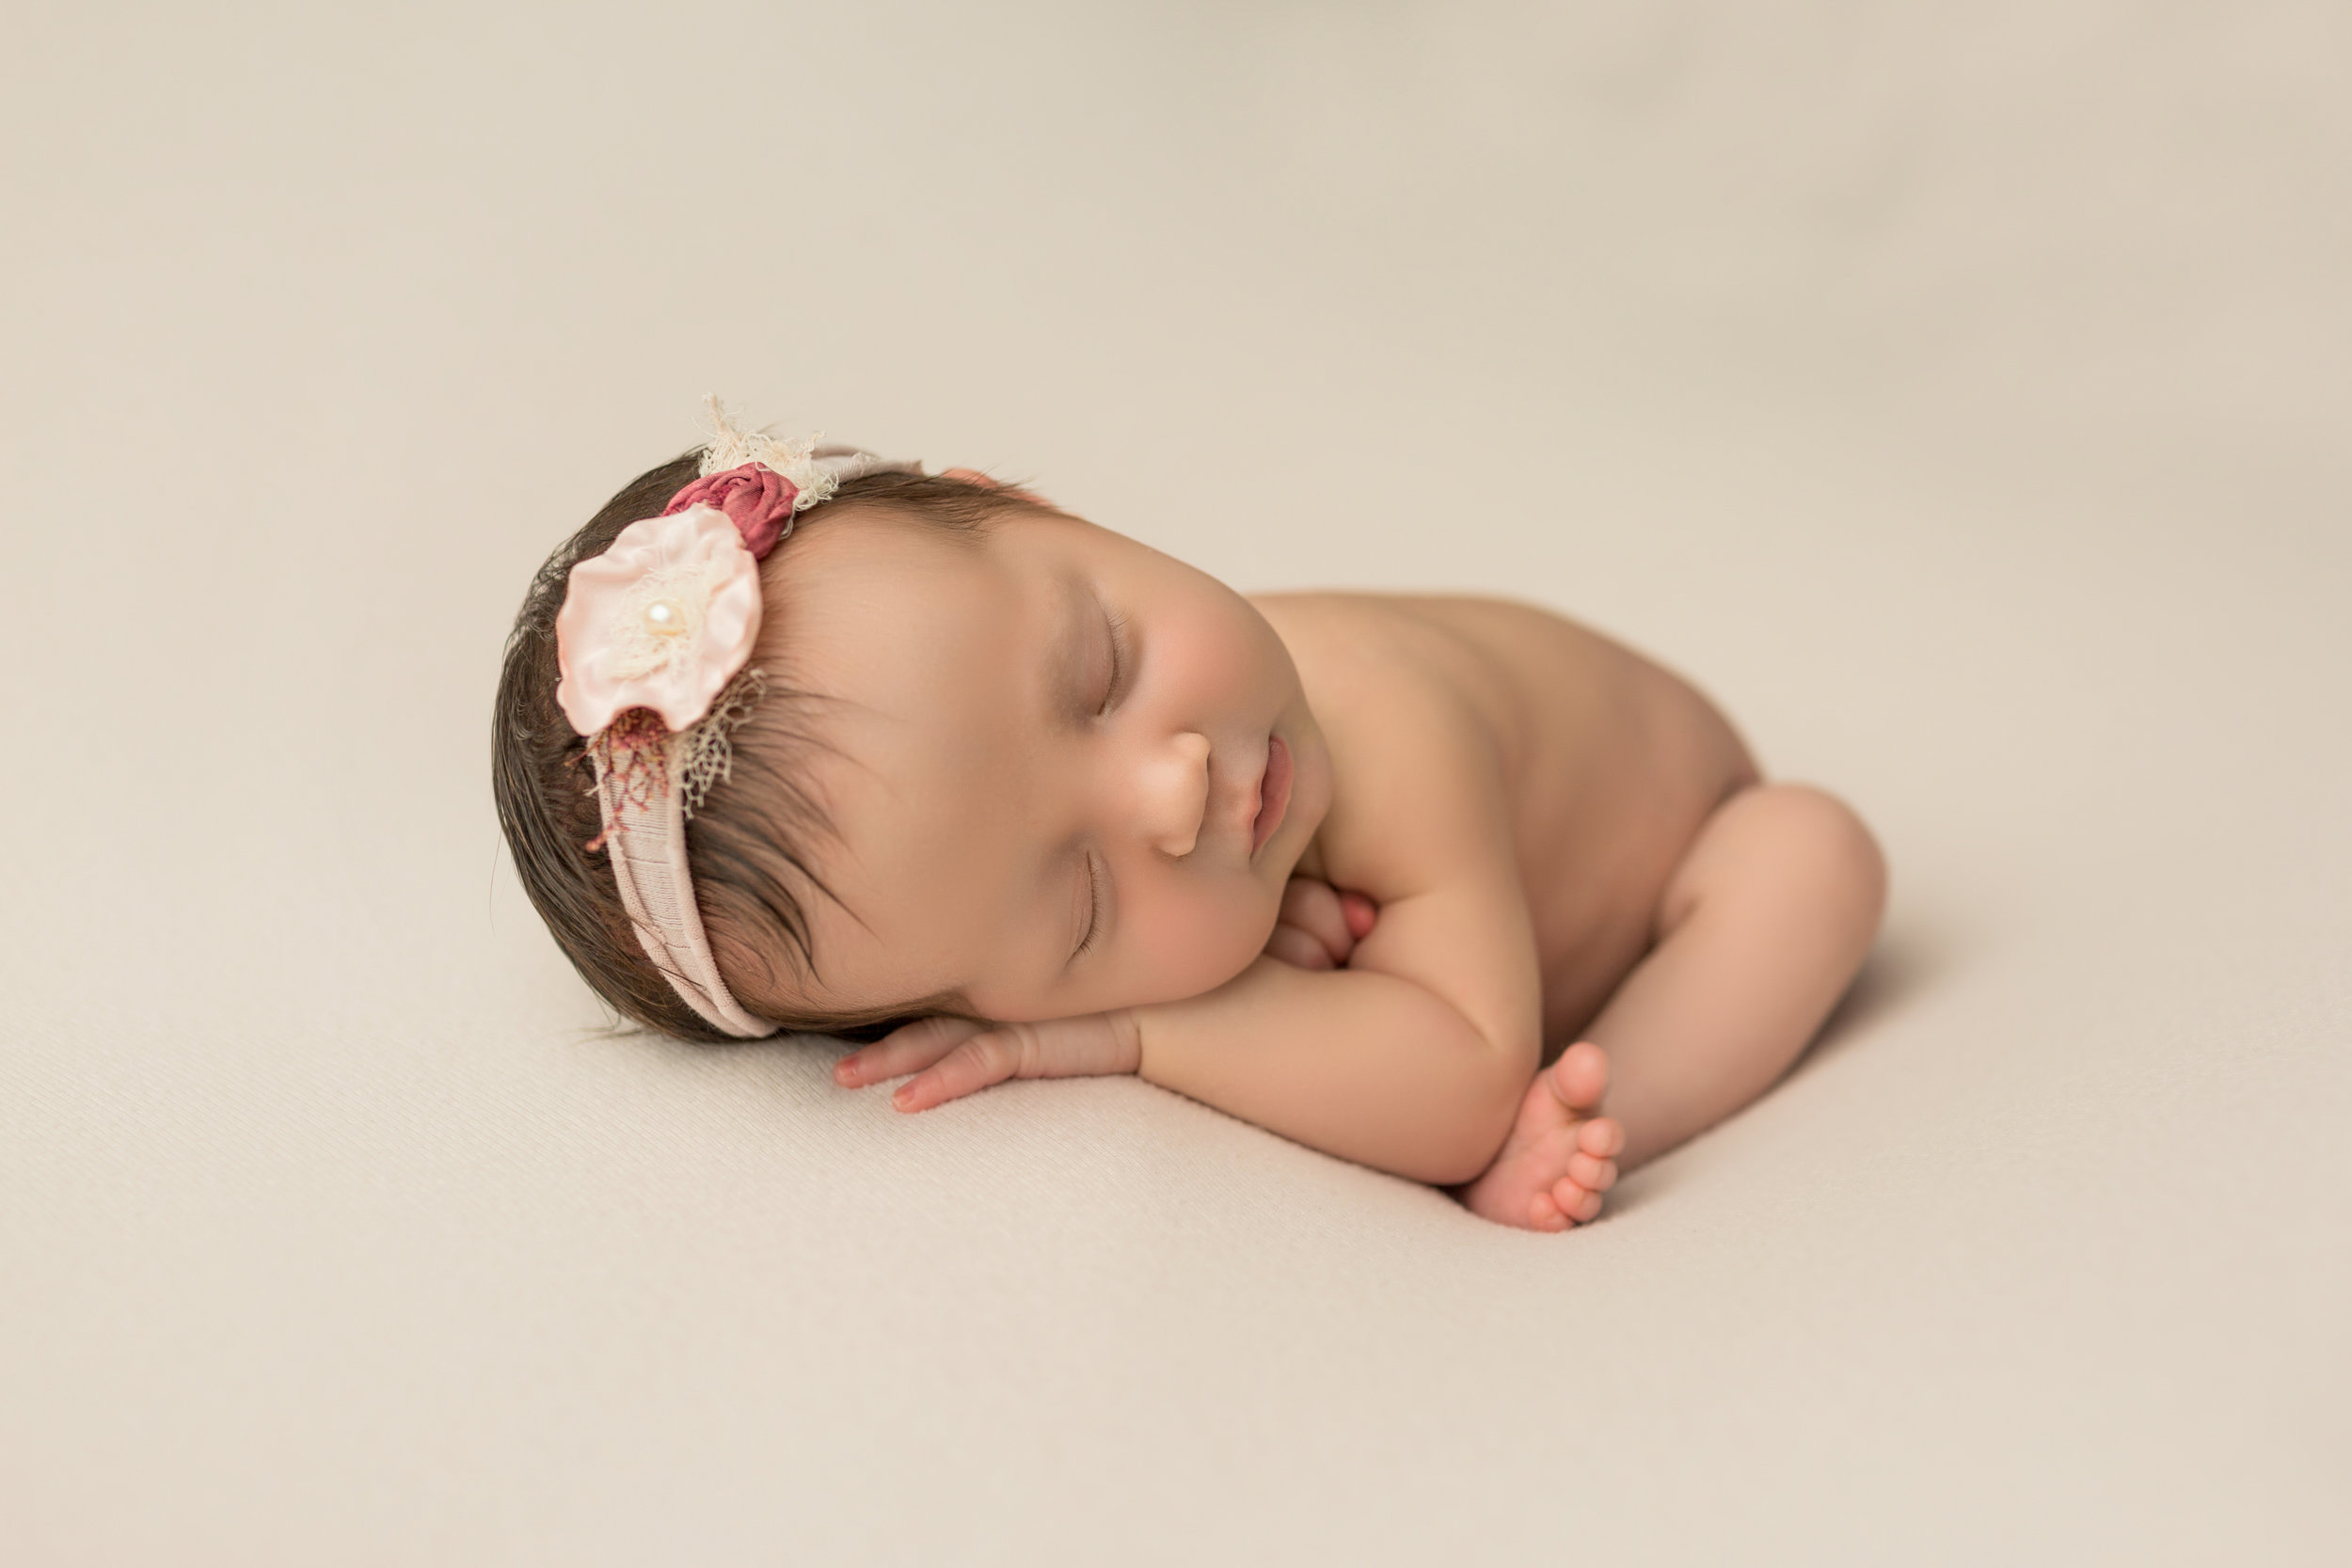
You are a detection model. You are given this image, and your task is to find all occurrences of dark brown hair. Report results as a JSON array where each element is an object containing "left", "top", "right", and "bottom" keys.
[{"left": 493, "top": 451, "right": 1041, "bottom": 1042}]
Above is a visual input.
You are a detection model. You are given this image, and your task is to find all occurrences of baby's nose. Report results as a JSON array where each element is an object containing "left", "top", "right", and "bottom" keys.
[{"left": 1136, "top": 731, "right": 1213, "bottom": 858}]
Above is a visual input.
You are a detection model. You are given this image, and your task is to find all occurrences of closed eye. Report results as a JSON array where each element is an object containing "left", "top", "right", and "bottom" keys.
[
  {"left": 1097, "top": 606, "right": 1131, "bottom": 716},
  {"left": 1073, "top": 851, "right": 1107, "bottom": 959}
]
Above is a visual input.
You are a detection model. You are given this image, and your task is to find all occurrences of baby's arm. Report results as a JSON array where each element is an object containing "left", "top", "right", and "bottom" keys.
[
  {"left": 1130, "top": 844, "right": 1541, "bottom": 1183},
  {"left": 1117, "top": 664, "right": 1549, "bottom": 1182}
]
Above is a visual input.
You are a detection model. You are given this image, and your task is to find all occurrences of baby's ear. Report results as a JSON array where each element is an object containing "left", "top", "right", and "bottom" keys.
[{"left": 941, "top": 466, "right": 1052, "bottom": 509}]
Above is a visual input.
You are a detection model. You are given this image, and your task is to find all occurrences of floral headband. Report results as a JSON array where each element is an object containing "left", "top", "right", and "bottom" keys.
[{"left": 554, "top": 404, "right": 920, "bottom": 1036}]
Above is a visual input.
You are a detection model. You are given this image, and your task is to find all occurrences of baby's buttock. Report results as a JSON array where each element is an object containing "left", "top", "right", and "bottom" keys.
[{"left": 1398, "top": 596, "right": 1756, "bottom": 1050}]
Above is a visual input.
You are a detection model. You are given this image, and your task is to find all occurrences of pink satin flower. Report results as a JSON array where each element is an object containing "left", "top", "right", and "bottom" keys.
[
  {"left": 554, "top": 507, "right": 763, "bottom": 736},
  {"left": 662, "top": 463, "right": 801, "bottom": 559}
]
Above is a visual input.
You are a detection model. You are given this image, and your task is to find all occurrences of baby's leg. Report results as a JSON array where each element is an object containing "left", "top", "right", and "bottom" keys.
[{"left": 1589, "top": 784, "right": 1886, "bottom": 1170}]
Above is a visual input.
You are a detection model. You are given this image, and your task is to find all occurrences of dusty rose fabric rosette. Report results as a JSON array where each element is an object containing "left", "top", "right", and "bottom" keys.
[{"left": 662, "top": 462, "right": 802, "bottom": 558}]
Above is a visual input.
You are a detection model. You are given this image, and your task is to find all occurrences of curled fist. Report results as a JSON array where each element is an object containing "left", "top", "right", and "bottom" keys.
[{"left": 1262, "top": 875, "right": 1378, "bottom": 971}]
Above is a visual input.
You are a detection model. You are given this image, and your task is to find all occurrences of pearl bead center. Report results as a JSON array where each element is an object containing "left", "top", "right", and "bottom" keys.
[{"left": 643, "top": 598, "right": 688, "bottom": 636}]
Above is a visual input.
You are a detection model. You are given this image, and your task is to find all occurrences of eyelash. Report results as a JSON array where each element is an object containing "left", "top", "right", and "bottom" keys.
[
  {"left": 1097, "top": 609, "right": 1130, "bottom": 716},
  {"left": 1074, "top": 853, "right": 1106, "bottom": 958},
  {"left": 1074, "top": 604, "right": 1127, "bottom": 961}
]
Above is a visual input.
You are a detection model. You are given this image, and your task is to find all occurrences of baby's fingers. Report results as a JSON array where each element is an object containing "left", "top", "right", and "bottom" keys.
[
  {"left": 1263, "top": 921, "right": 1337, "bottom": 971},
  {"left": 834, "top": 1015, "right": 986, "bottom": 1087},
  {"left": 892, "top": 1027, "right": 1031, "bottom": 1113},
  {"left": 1279, "top": 877, "right": 1352, "bottom": 961}
]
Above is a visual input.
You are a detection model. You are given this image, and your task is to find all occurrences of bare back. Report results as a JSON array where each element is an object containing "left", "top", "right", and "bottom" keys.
[{"left": 1252, "top": 593, "right": 1757, "bottom": 1053}]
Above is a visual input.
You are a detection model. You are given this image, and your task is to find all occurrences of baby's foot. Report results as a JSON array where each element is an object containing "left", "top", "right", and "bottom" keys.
[{"left": 1458, "top": 1042, "right": 1625, "bottom": 1232}]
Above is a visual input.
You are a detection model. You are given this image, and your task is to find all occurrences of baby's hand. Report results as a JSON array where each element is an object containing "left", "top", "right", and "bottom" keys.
[
  {"left": 1263, "top": 876, "right": 1379, "bottom": 972},
  {"left": 834, "top": 1011, "right": 1143, "bottom": 1113}
]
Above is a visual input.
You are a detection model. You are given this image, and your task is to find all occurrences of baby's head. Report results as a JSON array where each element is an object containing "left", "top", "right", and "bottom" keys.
[{"left": 494, "top": 424, "right": 1329, "bottom": 1043}]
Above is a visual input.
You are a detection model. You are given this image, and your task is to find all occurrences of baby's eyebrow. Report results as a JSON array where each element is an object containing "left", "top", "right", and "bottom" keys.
[{"left": 1043, "top": 569, "right": 1094, "bottom": 724}]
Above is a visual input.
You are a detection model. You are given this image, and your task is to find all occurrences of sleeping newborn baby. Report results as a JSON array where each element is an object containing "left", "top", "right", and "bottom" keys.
[{"left": 495, "top": 411, "right": 1884, "bottom": 1230}]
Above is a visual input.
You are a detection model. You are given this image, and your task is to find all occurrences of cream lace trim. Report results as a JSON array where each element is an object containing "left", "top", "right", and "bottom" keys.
[
  {"left": 699, "top": 396, "right": 842, "bottom": 512},
  {"left": 675, "top": 666, "right": 768, "bottom": 819}
]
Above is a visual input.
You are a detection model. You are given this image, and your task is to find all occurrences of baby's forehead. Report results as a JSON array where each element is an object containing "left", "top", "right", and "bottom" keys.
[
  {"left": 765, "top": 502, "right": 1004, "bottom": 625},
  {"left": 773, "top": 502, "right": 1057, "bottom": 645},
  {"left": 753, "top": 512, "right": 1068, "bottom": 1007},
  {"left": 762, "top": 507, "right": 1101, "bottom": 705}
]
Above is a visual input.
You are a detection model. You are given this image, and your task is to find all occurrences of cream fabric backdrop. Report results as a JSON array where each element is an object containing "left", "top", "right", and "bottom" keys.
[{"left": 5, "top": 3, "right": 2346, "bottom": 1562}]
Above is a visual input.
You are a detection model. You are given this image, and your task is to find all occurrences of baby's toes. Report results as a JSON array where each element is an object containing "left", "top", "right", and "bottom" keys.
[
  {"left": 1528, "top": 1191, "right": 1572, "bottom": 1233},
  {"left": 1567, "top": 1149, "right": 1618, "bottom": 1193},
  {"left": 1575, "top": 1115, "right": 1624, "bottom": 1161},
  {"left": 1549, "top": 1180, "right": 1604, "bottom": 1225},
  {"left": 1550, "top": 1179, "right": 1605, "bottom": 1225},
  {"left": 1551, "top": 1042, "right": 1610, "bottom": 1112}
]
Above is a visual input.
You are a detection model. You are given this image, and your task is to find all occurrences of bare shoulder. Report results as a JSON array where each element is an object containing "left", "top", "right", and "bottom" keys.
[
  {"left": 1248, "top": 596, "right": 1552, "bottom": 1062},
  {"left": 1250, "top": 592, "right": 1496, "bottom": 707},
  {"left": 1250, "top": 593, "right": 1525, "bottom": 902},
  {"left": 1250, "top": 591, "right": 1693, "bottom": 773},
  {"left": 1255, "top": 587, "right": 1756, "bottom": 886},
  {"left": 1254, "top": 590, "right": 1630, "bottom": 697}
]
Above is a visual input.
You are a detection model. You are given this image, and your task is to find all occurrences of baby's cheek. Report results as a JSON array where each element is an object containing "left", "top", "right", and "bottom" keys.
[
  {"left": 1117, "top": 879, "right": 1275, "bottom": 1006},
  {"left": 1152, "top": 609, "right": 1267, "bottom": 707}
]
